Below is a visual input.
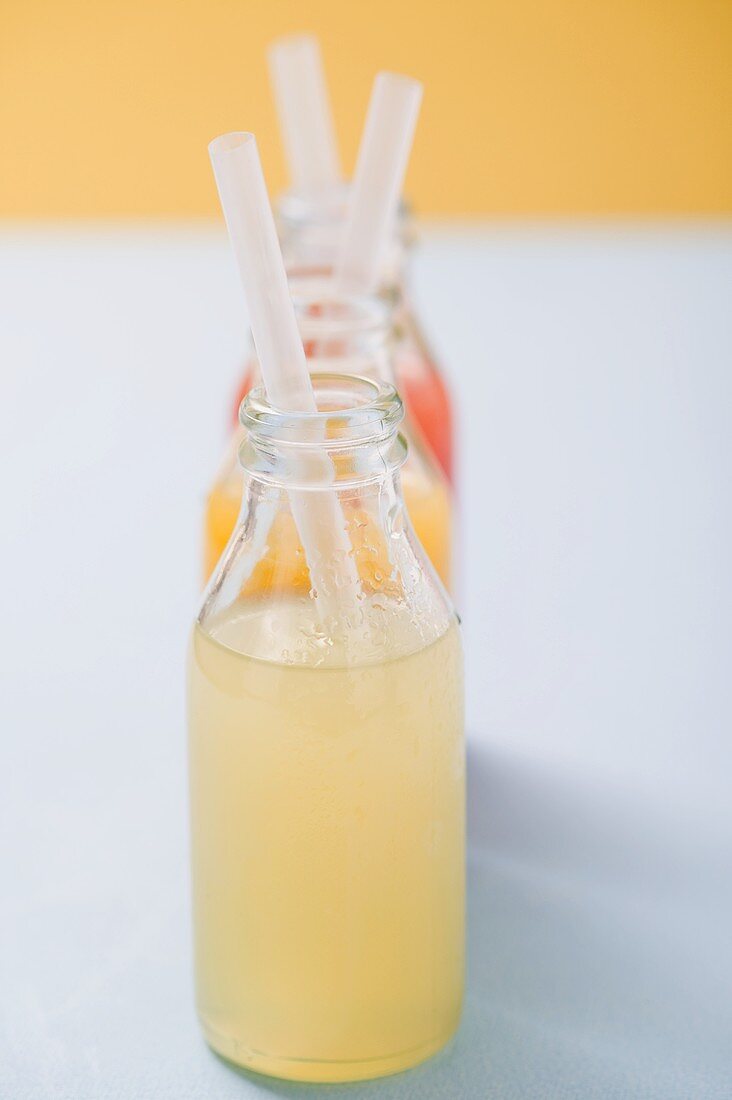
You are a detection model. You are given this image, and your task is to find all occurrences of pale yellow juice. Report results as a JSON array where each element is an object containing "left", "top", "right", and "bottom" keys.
[{"left": 188, "top": 599, "right": 464, "bottom": 1082}]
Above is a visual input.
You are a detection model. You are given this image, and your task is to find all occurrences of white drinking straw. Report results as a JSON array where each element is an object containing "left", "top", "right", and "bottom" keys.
[
  {"left": 336, "top": 72, "right": 422, "bottom": 295},
  {"left": 268, "top": 34, "right": 341, "bottom": 193},
  {"left": 209, "top": 132, "right": 359, "bottom": 615},
  {"left": 210, "top": 132, "right": 315, "bottom": 412}
]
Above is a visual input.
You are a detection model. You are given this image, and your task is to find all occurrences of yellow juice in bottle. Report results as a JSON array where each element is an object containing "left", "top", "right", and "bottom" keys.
[{"left": 188, "top": 598, "right": 464, "bottom": 1083}]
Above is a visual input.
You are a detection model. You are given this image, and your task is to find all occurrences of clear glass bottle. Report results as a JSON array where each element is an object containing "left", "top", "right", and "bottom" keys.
[
  {"left": 189, "top": 373, "right": 465, "bottom": 1083},
  {"left": 229, "top": 188, "right": 455, "bottom": 483},
  {"left": 206, "top": 285, "right": 452, "bottom": 589}
]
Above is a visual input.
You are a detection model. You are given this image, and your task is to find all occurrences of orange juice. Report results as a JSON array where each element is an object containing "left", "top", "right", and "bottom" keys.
[{"left": 204, "top": 442, "right": 451, "bottom": 589}]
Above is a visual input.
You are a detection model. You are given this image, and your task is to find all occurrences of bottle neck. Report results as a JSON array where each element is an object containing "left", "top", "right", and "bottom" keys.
[
  {"left": 289, "top": 278, "right": 397, "bottom": 385},
  {"left": 239, "top": 373, "right": 407, "bottom": 493},
  {"left": 276, "top": 185, "right": 413, "bottom": 294}
]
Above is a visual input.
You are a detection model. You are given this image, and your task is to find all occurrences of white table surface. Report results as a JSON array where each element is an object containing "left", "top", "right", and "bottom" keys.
[{"left": 1, "top": 223, "right": 731, "bottom": 1099}]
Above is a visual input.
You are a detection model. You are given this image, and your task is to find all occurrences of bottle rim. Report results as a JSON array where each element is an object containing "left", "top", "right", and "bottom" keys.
[
  {"left": 289, "top": 278, "right": 393, "bottom": 342},
  {"left": 276, "top": 183, "right": 413, "bottom": 233},
  {"left": 240, "top": 372, "right": 404, "bottom": 448},
  {"left": 238, "top": 373, "right": 407, "bottom": 488},
  {"left": 242, "top": 374, "right": 405, "bottom": 446},
  {"left": 276, "top": 182, "right": 350, "bottom": 227}
]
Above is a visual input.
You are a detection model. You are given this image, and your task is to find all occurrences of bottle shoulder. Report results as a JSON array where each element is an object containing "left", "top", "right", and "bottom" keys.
[{"left": 194, "top": 592, "right": 459, "bottom": 672}]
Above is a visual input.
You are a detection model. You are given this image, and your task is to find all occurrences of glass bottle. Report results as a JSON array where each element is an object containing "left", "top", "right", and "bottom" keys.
[
  {"left": 229, "top": 188, "right": 455, "bottom": 483},
  {"left": 206, "top": 285, "right": 453, "bottom": 589},
  {"left": 189, "top": 373, "right": 465, "bottom": 1083}
]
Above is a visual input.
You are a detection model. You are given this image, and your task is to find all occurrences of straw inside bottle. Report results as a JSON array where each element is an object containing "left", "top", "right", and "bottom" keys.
[{"left": 209, "top": 132, "right": 359, "bottom": 616}]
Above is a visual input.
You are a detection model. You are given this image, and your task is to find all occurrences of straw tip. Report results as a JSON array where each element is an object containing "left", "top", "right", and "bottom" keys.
[
  {"left": 268, "top": 32, "right": 319, "bottom": 61},
  {"left": 375, "top": 71, "right": 424, "bottom": 99},
  {"left": 208, "top": 132, "right": 256, "bottom": 160}
]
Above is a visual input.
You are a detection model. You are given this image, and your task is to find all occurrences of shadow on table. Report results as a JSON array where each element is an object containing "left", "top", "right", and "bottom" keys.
[{"left": 215, "top": 739, "right": 730, "bottom": 1100}]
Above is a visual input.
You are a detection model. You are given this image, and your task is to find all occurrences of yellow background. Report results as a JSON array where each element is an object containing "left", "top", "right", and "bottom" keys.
[{"left": 2, "top": 0, "right": 731, "bottom": 217}]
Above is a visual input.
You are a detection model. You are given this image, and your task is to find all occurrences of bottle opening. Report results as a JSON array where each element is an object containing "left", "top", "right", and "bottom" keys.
[
  {"left": 241, "top": 372, "right": 402, "bottom": 444},
  {"left": 277, "top": 184, "right": 413, "bottom": 238},
  {"left": 290, "top": 280, "right": 392, "bottom": 344},
  {"left": 239, "top": 372, "right": 407, "bottom": 486}
]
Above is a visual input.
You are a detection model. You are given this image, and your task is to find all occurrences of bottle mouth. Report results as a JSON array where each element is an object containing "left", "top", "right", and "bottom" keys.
[
  {"left": 276, "top": 182, "right": 350, "bottom": 228},
  {"left": 276, "top": 183, "right": 413, "bottom": 231},
  {"left": 289, "top": 278, "right": 392, "bottom": 344},
  {"left": 240, "top": 373, "right": 403, "bottom": 447},
  {"left": 276, "top": 185, "right": 415, "bottom": 265}
]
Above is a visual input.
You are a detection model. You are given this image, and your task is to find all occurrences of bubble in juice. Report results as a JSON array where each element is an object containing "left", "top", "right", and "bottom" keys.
[{"left": 188, "top": 599, "right": 464, "bottom": 1083}]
